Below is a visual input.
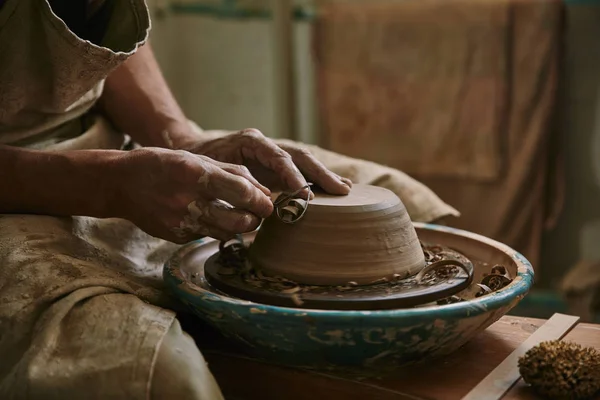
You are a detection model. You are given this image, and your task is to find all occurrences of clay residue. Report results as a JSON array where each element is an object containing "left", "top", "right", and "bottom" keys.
[
  {"left": 161, "top": 130, "right": 174, "bottom": 149},
  {"left": 172, "top": 201, "right": 209, "bottom": 238}
]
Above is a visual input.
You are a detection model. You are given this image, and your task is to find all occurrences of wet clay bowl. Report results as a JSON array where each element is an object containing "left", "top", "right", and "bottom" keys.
[
  {"left": 163, "top": 223, "right": 534, "bottom": 371},
  {"left": 248, "top": 184, "right": 426, "bottom": 286}
]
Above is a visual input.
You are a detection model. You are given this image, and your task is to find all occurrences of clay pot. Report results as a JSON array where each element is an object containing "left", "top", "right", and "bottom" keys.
[{"left": 248, "top": 184, "right": 426, "bottom": 286}]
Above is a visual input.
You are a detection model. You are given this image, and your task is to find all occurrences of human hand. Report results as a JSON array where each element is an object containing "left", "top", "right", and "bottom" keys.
[
  {"left": 184, "top": 129, "right": 352, "bottom": 196},
  {"left": 113, "top": 147, "right": 274, "bottom": 243}
]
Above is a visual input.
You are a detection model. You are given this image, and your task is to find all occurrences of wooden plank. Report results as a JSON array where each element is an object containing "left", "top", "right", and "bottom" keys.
[
  {"left": 503, "top": 320, "right": 600, "bottom": 399},
  {"left": 206, "top": 353, "right": 428, "bottom": 400},
  {"left": 460, "top": 313, "right": 580, "bottom": 400},
  {"left": 362, "top": 317, "right": 545, "bottom": 400}
]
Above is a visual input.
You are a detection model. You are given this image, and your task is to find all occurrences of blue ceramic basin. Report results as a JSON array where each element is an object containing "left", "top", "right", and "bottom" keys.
[{"left": 163, "top": 223, "right": 533, "bottom": 370}]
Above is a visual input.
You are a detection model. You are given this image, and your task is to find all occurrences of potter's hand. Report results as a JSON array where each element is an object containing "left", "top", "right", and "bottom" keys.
[
  {"left": 114, "top": 147, "right": 273, "bottom": 243},
  {"left": 186, "top": 129, "right": 352, "bottom": 195}
]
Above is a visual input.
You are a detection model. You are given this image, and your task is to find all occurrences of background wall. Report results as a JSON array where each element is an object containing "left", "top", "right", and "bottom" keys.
[
  {"left": 540, "top": 4, "right": 600, "bottom": 289},
  {"left": 147, "top": 0, "right": 600, "bottom": 290},
  {"left": 149, "top": 1, "right": 319, "bottom": 143}
]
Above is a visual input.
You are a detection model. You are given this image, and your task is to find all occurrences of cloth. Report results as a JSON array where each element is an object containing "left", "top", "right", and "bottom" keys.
[
  {"left": 0, "top": 0, "right": 148, "bottom": 147},
  {"left": 47, "top": 0, "right": 112, "bottom": 44},
  {"left": 314, "top": 0, "right": 564, "bottom": 269},
  {"left": 0, "top": 212, "right": 224, "bottom": 400},
  {"left": 315, "top": 0, "right": 510, "bottom": 182},
  {"left": 0, "top": 1, "right": 222, "bottom": 399},
  {"left": 152, "top": 319, "right": 224, "bottom": 400}
]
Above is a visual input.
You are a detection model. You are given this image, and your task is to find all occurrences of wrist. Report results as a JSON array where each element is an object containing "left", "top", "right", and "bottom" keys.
[
  {"left": 66, "top": 150, "right": 127, "bottom": 218},
  {"left": 120, "top": 118, "right": 203, "bottom": 150},
  {"left": 161, "top": 120, "right": 205, "bottom": 150}
]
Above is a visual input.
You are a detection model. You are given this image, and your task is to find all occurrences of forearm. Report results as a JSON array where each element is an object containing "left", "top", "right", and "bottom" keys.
[
  {"left": 0, "top": 145, "right": 124, "bottom": 217},
  {"left": 98, "top": 43, "right": 199, "bottom": 149}
]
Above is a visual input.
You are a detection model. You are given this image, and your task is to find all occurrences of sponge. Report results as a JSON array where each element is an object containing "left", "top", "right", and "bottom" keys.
[{"left": 518, "top": 340, "right": 600, "bottom": 400}]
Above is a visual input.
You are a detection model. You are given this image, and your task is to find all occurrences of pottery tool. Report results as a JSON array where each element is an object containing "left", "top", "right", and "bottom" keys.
[
  {"left": 202, "top": 184, "right": 476, "bottom": 310},
  {"left": 461, "top": 313, "right": 581, "bottom": 400},
  {"left": 272, "top": 183, "right": 312, "bottom": 224}
]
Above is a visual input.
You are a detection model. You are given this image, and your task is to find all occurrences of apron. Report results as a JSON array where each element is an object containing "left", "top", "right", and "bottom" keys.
[
  {"left": 0, "top": 0, "right": 145, "bottom": 148},
  {"left": 0, "top": 1, "right": 222, "bottom": 399}
]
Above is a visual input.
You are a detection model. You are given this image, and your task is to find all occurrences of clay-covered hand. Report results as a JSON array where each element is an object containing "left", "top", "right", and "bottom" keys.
[
  {"left": 113, "top": 147, "right": 274, "bottom": 243},
  {"left": 185, "top": 129, "right": 352, "bottom": 195}
]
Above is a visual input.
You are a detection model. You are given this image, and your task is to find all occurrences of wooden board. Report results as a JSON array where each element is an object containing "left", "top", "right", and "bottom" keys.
[{"left": 461, "top": 313, "right": 580, "bottom": 400}]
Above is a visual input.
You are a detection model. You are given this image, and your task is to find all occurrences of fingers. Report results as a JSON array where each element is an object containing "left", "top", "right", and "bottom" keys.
[
  {"left": 340, "top": 176, "right": 353, "bottom": 187},
  {"left": 238, "top": 129, "right": 309, "bottom": 195},
  {"left": 204, "top": 165, "right": 274, "bottom": 219},
  {"left": 238, "top": 129, "right": 351, "bottom": 196},
  {"left": 202, "top": 200, "right": 262, "bottom": 235},
  {"left": 281, "top": 145, "right": 352, "bottom": 195},
  {"left": 207, "top": 159, "right": 271, "bottom": 196},
  {"left": 169, "top": 202, "right": 229, "bottom": 243},
  {"left": 171, "top": 199, "right": 261, "bottom": 243}
]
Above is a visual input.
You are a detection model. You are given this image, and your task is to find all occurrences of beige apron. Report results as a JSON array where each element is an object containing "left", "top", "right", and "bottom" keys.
[
  {"left": 0, "top": 1, "right": 225, "bottom": 399},
  {"left": 0, "top": 1, "right": 458, "bottom": 399}
]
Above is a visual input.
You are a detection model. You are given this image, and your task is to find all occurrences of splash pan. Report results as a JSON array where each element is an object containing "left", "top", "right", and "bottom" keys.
[{"left": 163, "top": 223, "right": 534, "bottom": 371}]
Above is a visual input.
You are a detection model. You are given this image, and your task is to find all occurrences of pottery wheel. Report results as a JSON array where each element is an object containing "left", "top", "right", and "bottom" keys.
[{"left": 203, "top": 240, "right": 474, "bottom": 310}]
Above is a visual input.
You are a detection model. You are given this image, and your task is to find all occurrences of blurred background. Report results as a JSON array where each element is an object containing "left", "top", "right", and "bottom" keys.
[{"left": 146, "top": 0, "right": 600, "bottom": 321}]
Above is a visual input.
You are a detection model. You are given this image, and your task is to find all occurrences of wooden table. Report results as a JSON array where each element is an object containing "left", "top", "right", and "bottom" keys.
[{"left": 184, "top": 315, "right": 600, "bottom": 400}]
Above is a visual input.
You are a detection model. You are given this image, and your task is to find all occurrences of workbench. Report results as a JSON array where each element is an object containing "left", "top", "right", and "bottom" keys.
[{"left": 181, "top": 315, "right": 600, "bottom": 400}]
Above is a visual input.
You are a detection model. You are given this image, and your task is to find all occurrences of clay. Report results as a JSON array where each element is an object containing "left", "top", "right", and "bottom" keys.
[
  {"left": 248, "top": 184, "right": 426, "bottom": 286},
  {"left": 172, "top": 201, "right": 209, "bottom": 239},
  {"left": 170, "top": 173, "right": 228, "bottom": 238}
]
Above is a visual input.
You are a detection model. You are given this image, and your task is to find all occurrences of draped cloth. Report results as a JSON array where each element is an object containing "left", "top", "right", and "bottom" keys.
[{"left": 314, "top": 0, "right": 564, "bottom": 269}]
